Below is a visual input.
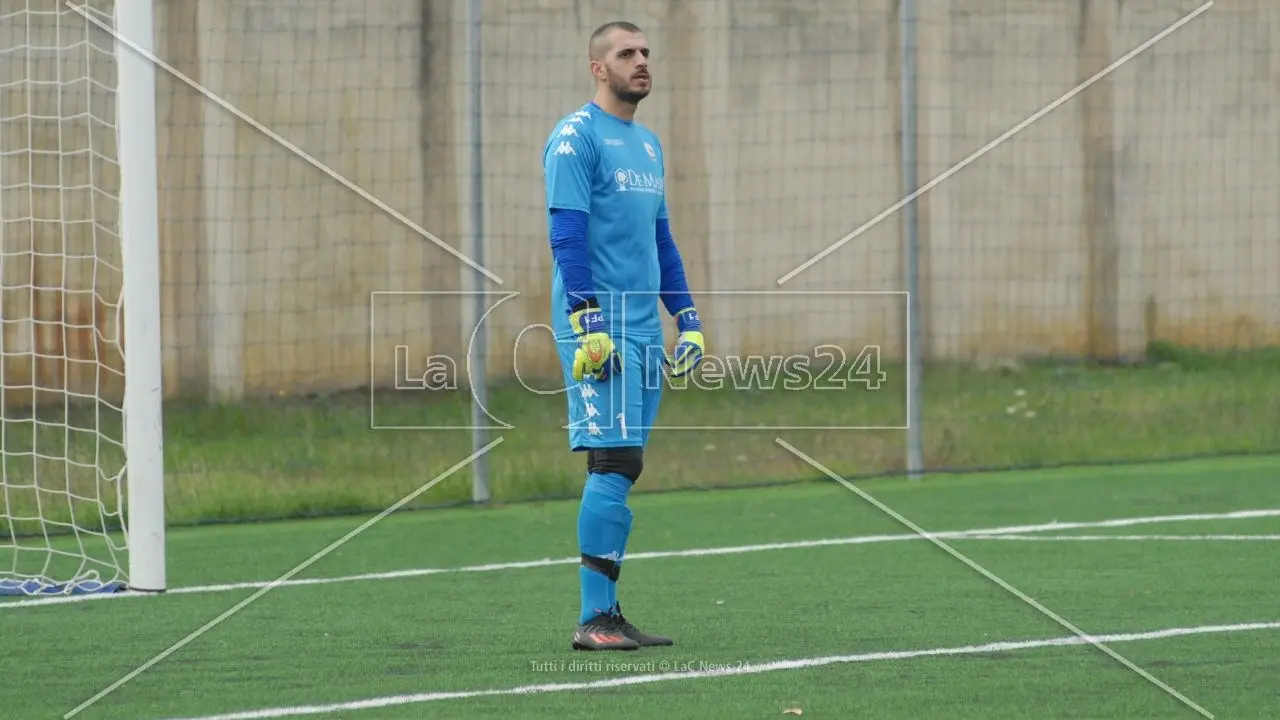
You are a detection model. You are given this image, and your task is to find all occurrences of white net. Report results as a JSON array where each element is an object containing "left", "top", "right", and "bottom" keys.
[{"left": 0, "top": 0, "right": 129, "bottom": 596}]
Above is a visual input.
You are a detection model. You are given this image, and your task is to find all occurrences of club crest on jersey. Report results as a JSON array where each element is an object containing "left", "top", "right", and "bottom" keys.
[
  {"left": 644, "top": 142, "right": 657, "bottom": 161},
  {"left": 613, "top": 168, "right": 664, "bottom": 194}
]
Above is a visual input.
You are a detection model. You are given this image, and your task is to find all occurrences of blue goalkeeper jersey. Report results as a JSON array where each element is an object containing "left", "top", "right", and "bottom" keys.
[{"left": 543, "top": 102, "right": 667, "bottom": 341}]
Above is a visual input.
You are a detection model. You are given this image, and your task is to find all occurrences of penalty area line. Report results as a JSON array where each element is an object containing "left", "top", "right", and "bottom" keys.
[
  {"left": 163, "top": 620, "right": 1280, "bottom": 720},
  {"left": 4, "top": 508, "right": 1280, "bottom": 611},
  {"left": 966, "top": 534, "right": 1280, "bottom": 542},
  {"left": 776, "top": 439, "right": 1212, "bottom": 718}
]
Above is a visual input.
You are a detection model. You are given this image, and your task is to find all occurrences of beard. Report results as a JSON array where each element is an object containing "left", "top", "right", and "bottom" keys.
[{"left": 609, "top": 74, "right": 650, "bottom": 105}]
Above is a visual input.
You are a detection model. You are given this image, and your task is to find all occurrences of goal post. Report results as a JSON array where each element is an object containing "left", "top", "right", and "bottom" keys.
[
  {"left": 0, "top": 0, "right": 165, "bottom": 597},
  {"left": 116, "top": 0, "right": 166, "bottom": 595}
]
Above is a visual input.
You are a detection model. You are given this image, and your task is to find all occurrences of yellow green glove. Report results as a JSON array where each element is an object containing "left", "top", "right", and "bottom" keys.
[
  {"left": 569, "top": 304, "right": 621, "bottom": 382},
  {"left": 665, "top": 307, "right": 705, "bottom": 378}
]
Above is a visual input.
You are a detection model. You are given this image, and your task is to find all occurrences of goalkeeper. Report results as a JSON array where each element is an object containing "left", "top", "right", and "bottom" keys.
[{"left": 542, "top": 20, "right": 705, "bottom": 652}]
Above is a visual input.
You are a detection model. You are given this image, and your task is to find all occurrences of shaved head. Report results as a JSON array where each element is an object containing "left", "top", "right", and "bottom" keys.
[
  {"left": 587, "top": 21, "right": 652, "bottom": 110},
  {"left": 589, "top": 21, "right": 643, "bottom": 60}
]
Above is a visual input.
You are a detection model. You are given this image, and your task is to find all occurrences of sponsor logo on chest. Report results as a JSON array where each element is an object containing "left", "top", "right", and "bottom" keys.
[{"left": 612, "top": 167, "right": 664, "bottom": 194}]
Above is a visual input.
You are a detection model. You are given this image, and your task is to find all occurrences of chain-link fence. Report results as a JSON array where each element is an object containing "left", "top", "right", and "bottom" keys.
[{"left": 2, "top": 0, "right": 1277, "bottom": 532}]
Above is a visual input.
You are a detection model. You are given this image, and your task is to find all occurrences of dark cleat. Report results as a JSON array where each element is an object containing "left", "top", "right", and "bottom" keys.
[
  {"left": 614, "top": 604, "right": 673, "bottom": 647},
  {"left": 572, "top": 613, "right": 640, "bottom": 651}
]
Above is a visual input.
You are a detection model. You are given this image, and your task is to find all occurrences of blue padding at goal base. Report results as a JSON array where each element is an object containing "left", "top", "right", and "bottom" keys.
[{"left": 0, "top": 578, "right": 126, "bottom": 596}]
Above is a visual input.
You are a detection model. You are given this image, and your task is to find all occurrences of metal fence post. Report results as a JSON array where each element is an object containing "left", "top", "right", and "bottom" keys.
[
  {"left": 900, "top": 0, "right": 924, "bottom": 480},
  {"left": 466, "top": 0, "right": 490, "bottom": 503}
]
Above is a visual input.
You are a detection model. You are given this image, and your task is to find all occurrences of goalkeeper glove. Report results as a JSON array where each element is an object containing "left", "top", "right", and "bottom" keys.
[
  {"left": 569, "top": 303, "right": 621, "bottom": 382},
  {"left": 665, "top": 307, "right": 705, "bottom": 378}
]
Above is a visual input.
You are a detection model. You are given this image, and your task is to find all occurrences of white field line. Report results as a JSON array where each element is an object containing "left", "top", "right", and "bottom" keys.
[
  {"left": 969, "top": 534, "right": 1280, "bottom": 542},
  {"left": 775, "top": 441, "right": 1212, "bottom": 718},
  {"left": 4, "top": 508, "right": 1278, "bottom": 612},
  {"left": 164, "top": 619, "right": 1280, "bottom": 720},
  {"left": 61, "top": 441, "right": 504, "bottom": 720}
]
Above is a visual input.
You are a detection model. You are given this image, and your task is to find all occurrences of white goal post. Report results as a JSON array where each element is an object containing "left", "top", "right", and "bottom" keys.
[{"left": 0, "top": 0, "right": 165, "bottom": 596}]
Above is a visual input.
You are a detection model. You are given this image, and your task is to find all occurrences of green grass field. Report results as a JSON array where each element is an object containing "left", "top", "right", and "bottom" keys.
[
  {"left": 4, "top": 345, "right": 1279, "bottom": 531},
  {"left": 5, "top": 454, "right": 1280, "bottom": 719}
]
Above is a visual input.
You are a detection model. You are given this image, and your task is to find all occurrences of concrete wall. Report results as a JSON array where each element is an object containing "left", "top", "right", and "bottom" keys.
[{"left": 1, "top": 0, "right": 1276, "bottom": 404}]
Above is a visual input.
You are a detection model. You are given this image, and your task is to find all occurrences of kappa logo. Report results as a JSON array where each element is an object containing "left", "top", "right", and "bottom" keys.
[
  {"left": 559, "top": 125, "right": 578, "bottom": 137},
  {"left": 554, "top": 141, "right": 575, "bottom": 156}
]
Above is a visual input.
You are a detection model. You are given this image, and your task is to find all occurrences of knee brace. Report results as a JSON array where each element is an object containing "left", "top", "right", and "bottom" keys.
[{"left": 586, "top": 447, "right": 644, "bottom": 483}]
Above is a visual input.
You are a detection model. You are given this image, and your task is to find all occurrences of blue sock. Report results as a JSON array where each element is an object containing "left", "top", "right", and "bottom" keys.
[
  {"left": 610, "top": 511, "right": 633, "bottom": 613},
  {"left": 578, "top": 471, "right": 633, "bottom": 624}
]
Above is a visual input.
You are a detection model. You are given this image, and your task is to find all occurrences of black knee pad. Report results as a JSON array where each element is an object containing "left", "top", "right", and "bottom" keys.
[{"left": 586, "top": 447, "right": 644, "bottom": 483}]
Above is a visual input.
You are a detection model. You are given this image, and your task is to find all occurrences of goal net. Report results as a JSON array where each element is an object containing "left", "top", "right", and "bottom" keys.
[{"left": 0, "top": 0, "right": 163, "bottom": 597}]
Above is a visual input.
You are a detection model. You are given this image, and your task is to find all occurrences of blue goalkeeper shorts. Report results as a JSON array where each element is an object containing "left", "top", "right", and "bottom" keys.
[{"left": 557, "top": 332, "right": 666, "bottom": 451}]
